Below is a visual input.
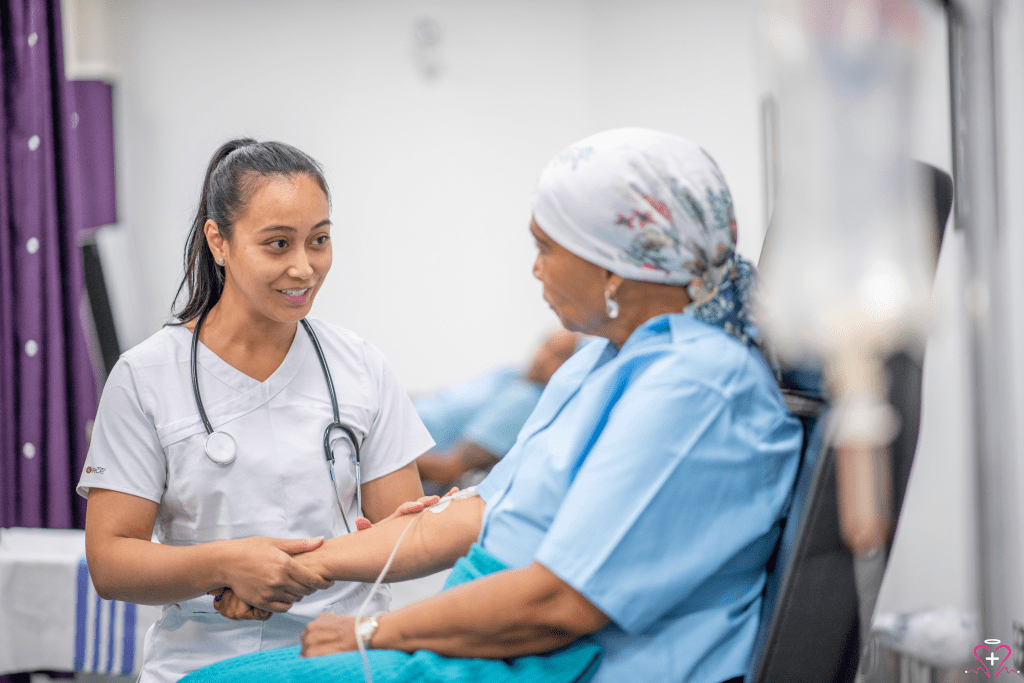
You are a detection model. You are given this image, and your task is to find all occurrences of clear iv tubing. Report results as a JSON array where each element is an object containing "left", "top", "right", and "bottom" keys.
[{"left": 353, "top": 487, "right": 479, "bottom": 683}]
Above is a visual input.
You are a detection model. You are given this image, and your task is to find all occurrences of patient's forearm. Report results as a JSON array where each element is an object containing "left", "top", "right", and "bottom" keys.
[
  {"left": 372, "top": 561, "right": 609, "bottom": 658},
  {"left": 299, "top": 496, "right": 484, "bottom": 583}
]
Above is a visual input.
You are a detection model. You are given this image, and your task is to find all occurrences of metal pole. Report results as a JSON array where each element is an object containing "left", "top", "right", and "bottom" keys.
[{"left": 947, "top": 0, "right": 1016, "bottom": 643}]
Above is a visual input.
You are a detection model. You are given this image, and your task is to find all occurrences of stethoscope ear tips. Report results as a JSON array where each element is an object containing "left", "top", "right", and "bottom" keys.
[{"left": 205, "top": 431, "right": 237, "bottom": 465}]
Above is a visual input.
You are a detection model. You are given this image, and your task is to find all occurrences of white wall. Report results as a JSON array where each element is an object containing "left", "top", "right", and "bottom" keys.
[
  {"left": 100, "top": 0, "right": 768, "bottom": 392},
  {"left": 585, "top": 0, "right": 767, "bottom": 259},
  {"left": 84, "top": 0, "right": 1020, "bottom": 626}
]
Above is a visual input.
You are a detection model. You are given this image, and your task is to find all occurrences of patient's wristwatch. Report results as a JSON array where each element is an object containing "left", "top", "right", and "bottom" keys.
[{"left": 355, "top": 612, "right": 384, "bottom": 648}]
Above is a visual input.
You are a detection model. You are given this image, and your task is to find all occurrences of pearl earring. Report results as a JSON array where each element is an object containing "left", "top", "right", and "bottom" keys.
[{"left": 604, "top": 289, "right": 619, "bottom": 319}]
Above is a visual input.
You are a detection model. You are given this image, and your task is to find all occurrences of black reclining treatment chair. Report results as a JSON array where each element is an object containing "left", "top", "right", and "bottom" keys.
[{"left": 746, "top": 164, "right": 954, "bottom": 683}]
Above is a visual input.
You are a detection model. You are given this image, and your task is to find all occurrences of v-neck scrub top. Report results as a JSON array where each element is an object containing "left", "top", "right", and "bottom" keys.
[
  {"left": 476, "top": 314, "right": 802, "bottom": 683},
  {"left": 77, "top": 317, "right": 434, "bottom": 683}
]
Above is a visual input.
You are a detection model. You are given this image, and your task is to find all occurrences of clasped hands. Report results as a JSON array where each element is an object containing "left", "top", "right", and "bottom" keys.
[{"left": 207, "top": 493, "right": 449, "bottom": 622}]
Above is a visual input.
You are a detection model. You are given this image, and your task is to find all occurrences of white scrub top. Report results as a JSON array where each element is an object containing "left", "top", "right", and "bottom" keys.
[{"left": 77, "top": 317, "right": 434, "bottom": 683}]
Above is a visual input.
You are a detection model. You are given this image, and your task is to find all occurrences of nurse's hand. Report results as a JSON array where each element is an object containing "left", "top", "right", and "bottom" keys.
[
  {"left": 208, "top": 587, "right": 272, "bottom": 621},
  {"left": 224, "top": 536, "right": 335, "bottom": 613},
  {"left": 300, "top": 613, "right": 358, "bottom": 657},
  {"left": 353, "top": 490, "right": 459, "bottom": 531}
]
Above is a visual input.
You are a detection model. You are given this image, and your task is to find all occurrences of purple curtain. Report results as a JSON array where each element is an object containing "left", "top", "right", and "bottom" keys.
[
  {"left": 1, "top": 0, "right": 110, "bottom": 533},
  {"left": 69, "top": 79, "right": 117, "bottom": 230}
]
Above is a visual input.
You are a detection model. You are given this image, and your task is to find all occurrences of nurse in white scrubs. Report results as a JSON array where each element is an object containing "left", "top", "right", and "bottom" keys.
[{"left": 77, "top": 139, "right": 435, "bottom": 683}]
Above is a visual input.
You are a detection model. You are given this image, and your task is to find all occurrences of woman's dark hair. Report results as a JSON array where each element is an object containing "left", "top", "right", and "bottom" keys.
[{"left": 171, "top": 138, "right": 331, "bottom": 324}]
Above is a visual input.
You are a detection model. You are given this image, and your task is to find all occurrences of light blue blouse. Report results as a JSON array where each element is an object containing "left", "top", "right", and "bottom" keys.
[{"left": 477, "top": 314, "right": 802, "bottom": 683}]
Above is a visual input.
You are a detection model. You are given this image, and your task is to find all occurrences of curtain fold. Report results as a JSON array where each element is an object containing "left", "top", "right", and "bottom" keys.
[{"left": 1, "top": 0, "right": 102, "bottom": 535}]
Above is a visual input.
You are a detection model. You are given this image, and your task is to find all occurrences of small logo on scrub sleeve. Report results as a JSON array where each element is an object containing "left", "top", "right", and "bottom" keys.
[{"left": 85, "top": 466, "right": 105, "bottom": 474}]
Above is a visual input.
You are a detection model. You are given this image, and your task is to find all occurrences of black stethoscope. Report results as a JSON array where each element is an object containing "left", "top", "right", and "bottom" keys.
[{"left": 190, "top": 311, "right": 363, "bottom": 532}]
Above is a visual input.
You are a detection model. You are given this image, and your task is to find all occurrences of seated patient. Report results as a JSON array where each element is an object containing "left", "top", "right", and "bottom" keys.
[
  {"left": 414, "top": 329, "right": 579, "bottom": 491},
  {"left": 190, "top": 129, "right": 802, "bottom": 683}
]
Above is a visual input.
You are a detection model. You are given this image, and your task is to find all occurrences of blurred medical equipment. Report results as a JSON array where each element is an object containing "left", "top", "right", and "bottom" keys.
[
  {"left": 872, "top": 607, "right": 979, "bottom": 668},
  {"left": 354, "top": 487, "right": 480, "bottom": 683},
  {"left": 760, "top": 0, "right": 928, "bottom": 609},
  {"left": 750, "top": 166, "right": 950, "bottom": 682},
  {"left": 946, "top": 0, "right": 1023, "bottom": 655},
  {"left": 190, "top": 313, "right": 364, "bottom": 531},
  {"left": 760, "top": 0, "right": 932, "bottom": 557},
  {"left": 755, "top": 0, "right": 958, "bottom": 680}
]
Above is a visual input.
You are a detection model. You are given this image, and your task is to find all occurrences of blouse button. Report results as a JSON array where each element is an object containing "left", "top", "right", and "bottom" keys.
[
  {"left": 23, "top": 443, "right": 36, "bottom": 459},
  {"left": 26, "top": 237, "right": 40, "bottom": 254},
  {"left": 27, "top": 33, "right": 38, "bottom": 47},
  {"left": 28, "top": 135, "right": 40, "bottom": 151},
  {"left": 25, "top": 340, "right": 38, "bottom": 357}
]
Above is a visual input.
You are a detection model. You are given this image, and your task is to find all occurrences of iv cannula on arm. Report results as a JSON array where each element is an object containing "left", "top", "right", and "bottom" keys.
[
  {"left": 296, "top": 490, "right": 485, "bottom": 585},
  {"left": 297, "top": 486, "right": 610, "bottom": 662}
]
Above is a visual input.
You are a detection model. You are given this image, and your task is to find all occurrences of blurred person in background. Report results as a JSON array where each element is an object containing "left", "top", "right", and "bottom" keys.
[{"left": 414, "top": 329, "right": 579, "bottom": 492}]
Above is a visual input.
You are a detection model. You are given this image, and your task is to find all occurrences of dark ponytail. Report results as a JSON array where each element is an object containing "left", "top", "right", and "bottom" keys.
[{"left": 171, "top": 138, "right": 331, "bottom": 324}]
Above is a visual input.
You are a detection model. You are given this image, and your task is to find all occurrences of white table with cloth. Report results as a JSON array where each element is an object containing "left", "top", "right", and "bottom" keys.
[{"left": 0, "top": 527, "right": 160, "bottom": 677}]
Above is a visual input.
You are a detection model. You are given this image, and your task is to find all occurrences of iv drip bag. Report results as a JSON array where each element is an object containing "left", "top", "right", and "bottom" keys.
[{"left": 758, "top": 0, "right": 933, "bottom": 363}]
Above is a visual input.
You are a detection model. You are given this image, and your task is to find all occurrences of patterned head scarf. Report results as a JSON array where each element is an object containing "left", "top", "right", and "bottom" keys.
[{"left": 532, "top": 128, "right": 761, "bottom": 350}]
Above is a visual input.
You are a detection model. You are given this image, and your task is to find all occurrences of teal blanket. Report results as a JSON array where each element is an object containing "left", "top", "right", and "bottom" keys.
[{"left": 182, "top": 544, "right": 602, "bottom": 683}]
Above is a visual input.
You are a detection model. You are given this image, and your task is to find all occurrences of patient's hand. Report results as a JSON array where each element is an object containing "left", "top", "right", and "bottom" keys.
[
  {"left": 353, "top": 490, "right": 458, "bottom": 530},
  {"left": 301, "top": 613, "right": 358, "bottom": 657},
  {"left": 208, "top": 587, "right": 272, "bottom": 621}
]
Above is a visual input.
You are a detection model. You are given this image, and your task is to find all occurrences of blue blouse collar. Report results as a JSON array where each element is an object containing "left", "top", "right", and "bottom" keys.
[
  {"left": 594, "top": 313, "right": 731, "bottom": 371},
  {"left": 620, "top": 312, "right": 716, "bottom": 350}
]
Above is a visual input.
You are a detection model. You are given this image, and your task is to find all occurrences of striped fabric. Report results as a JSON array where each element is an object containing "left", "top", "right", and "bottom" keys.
[{"left": 74, "top": 557, "right": 137, "bottom": 676}]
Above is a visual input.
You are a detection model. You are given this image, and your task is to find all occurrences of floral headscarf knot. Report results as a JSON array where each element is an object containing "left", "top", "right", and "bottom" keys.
[{"left": 532, "top": 128, "right": 762, "bottom": 350}]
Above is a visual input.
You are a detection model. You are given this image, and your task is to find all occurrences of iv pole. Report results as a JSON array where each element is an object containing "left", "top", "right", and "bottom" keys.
[{"left": 946, "top": 0, "right": 1020, "bottom": 647}]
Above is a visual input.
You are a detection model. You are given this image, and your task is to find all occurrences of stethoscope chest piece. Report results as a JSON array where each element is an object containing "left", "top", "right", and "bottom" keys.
[{"left": 205, "top": 431, "right": 237, "bottom": 465}]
